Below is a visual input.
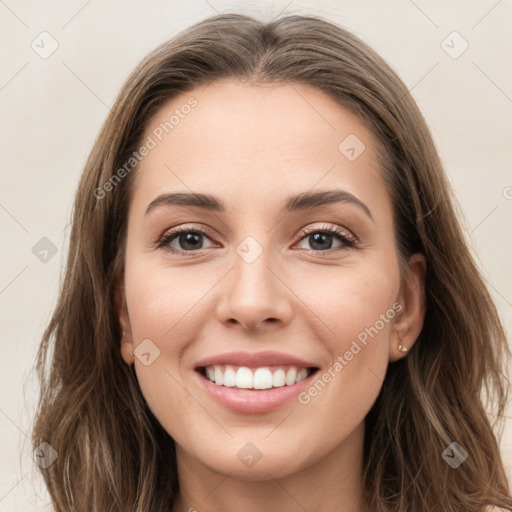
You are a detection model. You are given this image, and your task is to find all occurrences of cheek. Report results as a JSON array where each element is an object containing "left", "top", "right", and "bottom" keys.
[
  {"left": 124, "top": 256, "right": 209, "bottom": 344},
  {"left": 293, "top": 260, "right": 400, "bottom": 421},
  {"left": 122, "top": 260, "right": 192, "bottom": 398},
  {"left": 293, "top": 257, "right": 400, "bottom": 348},
  {"left": 338, "top": 268, "right": 398, "bottom": 343},
  {"left": 124, "top": 271, "right": 198, "bottom": 443},
  {"left": 322, "top": 271, "right": 396, "bottom": 376}
]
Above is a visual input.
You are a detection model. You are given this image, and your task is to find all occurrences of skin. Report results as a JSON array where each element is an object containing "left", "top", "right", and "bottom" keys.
[{"left": 116, "top": 79, "right": 426, "bottom": 512}]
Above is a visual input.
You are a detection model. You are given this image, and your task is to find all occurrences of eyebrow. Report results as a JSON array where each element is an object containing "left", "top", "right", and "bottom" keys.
[{"left": 145, "top": 190, "right": 373, "bottom": 220}]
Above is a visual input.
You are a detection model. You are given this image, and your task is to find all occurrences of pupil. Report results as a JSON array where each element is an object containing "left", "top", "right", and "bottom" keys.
[
  {"left": 310, "top": 233, "right": 332, "bottom": 250},
  {"left": 180, "top": 232, "right": 201, "bottom": 250}
]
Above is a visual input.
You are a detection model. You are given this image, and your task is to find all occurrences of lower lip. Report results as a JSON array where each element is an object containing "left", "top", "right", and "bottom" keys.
[{"left": 194, "top": 370, "right": 317, "bottom": 414}]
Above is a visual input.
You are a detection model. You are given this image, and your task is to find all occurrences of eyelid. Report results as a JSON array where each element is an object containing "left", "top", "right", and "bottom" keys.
[{"left": 295, "top": 223, "right": 356, "bottom": 244}]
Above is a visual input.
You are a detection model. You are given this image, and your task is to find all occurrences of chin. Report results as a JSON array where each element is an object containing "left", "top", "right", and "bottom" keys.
[
  {"left": 208, "top": 454, "right": 304, "bottom": 481},
  {"left": 186, "top": 436, "right": 319, "bottom": 481}
]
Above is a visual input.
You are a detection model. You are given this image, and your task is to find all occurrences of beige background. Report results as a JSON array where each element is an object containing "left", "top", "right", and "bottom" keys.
[{"left": 1, "top": 0, "right": 511, "bottom": 509}]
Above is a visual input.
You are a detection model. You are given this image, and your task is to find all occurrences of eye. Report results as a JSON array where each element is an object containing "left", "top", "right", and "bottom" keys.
[
  {"left": 294, "top": 224, "right": 356, "bottom": 252},
  {"left": 156, "top": 225, "right": 217, "bottom": 254},
  {"left": 156, "top": 223, "right": 356, "bottom": 255}
]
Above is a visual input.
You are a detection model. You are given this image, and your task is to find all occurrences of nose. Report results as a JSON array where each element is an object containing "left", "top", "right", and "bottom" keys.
[{"left": 215, "top": 248, "right": 294, "bottom": 331}]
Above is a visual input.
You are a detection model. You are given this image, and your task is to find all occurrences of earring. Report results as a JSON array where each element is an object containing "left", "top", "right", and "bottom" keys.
[{"left": 398, "top": 340, "right": 408, "bottom": 353}]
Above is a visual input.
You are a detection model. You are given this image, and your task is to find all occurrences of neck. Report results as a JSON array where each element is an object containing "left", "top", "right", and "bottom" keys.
[{"left": 172, "top": 422, "right": 366, "bottom": 512}]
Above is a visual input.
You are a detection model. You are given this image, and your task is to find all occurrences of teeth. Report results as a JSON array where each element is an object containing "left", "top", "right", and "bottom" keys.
[
  {"left": 203, "top": 365, "right": 313, "bottom": 389},
  {"left": 214, "top": 366, "right": 223, "bottom": 386},
  {"left": 272, "top": 368, "right": 286, "bottom": 387},
  {"left": 285, "top": 367, "right": 297, "bottom": 386},
  {"left": 235, "top": 367, "right": 253, "bottom": 388},
  {"left": 296, "top": 368, "right": 308, "bottom": 382},
  {"left": 223, "top": 365, "right": 236, "bottom": 387},
  {"left": 253, "top": 368, "right": 273, "bottom": 389}
]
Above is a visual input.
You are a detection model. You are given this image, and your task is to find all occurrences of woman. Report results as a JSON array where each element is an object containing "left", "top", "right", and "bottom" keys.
[{"left": 31, "top": 13, "right": 512, "bottom": 512}]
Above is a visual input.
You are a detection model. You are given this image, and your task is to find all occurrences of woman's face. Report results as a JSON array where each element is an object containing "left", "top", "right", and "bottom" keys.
[{"left": 118, "top": 79, "right": 425, "bottom": 479}]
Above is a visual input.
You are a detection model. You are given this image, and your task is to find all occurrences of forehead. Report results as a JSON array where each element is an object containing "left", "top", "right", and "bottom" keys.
[{"left": 130, "top": 79, "right": 387, "bottom": 216}]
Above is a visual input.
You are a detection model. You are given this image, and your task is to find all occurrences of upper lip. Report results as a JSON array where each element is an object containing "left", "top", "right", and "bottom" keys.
[{"left": 195, "top": 351, "right": 318, "bottom": 369}]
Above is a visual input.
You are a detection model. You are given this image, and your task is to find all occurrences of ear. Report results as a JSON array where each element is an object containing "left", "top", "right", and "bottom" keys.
[
  {"left": 115, "top": 280, "right": 134, "bottom": 365},
  {"left": 389, "top": 253, "right": 427, "bottom": 362}
]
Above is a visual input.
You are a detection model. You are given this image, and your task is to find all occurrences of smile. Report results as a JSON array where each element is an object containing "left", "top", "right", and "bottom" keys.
[
  {"left": 193, "top": 351, "right": 320, "bottom": 413},
  {"left": 200, "top": 364, "right": 317, "bottom": 390}
]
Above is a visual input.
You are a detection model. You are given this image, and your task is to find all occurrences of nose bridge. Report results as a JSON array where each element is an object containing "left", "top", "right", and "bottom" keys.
[
  {"left": 215, "top": 233, "right": 292, "bottom": 329},
  {"left": 231, "top": 234, "right": 278, "bottom": 306}
]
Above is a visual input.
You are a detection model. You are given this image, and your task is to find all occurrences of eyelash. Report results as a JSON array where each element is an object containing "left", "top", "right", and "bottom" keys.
[{"left": 156, "top": 223, "right": 356, "bottom": 256}]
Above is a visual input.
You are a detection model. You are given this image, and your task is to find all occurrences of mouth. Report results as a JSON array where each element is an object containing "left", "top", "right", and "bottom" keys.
[
  {"left": 193, "top": 351, "right": 321, "bottom": 413},
  {"left": 196, "top": 364, "right": 320, "bottom": 390}
]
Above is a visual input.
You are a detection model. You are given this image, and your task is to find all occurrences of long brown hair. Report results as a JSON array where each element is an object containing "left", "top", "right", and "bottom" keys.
[{"left": 30, "top": 13, "right": 512, "bottom": 511}]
